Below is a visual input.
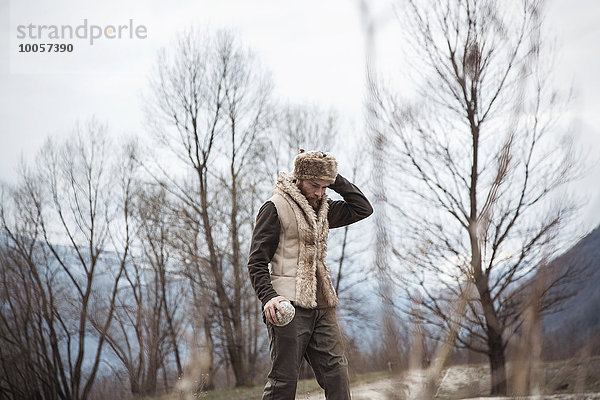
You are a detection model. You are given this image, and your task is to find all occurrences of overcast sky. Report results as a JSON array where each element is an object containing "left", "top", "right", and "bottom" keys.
[{"left": 1, "top": 0, "right": 599, "bottom": 230}]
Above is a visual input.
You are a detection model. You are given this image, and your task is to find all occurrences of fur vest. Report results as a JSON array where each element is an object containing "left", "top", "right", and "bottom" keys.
[{"left": 268, "top": 173, "right": 338, "bottom": 309}]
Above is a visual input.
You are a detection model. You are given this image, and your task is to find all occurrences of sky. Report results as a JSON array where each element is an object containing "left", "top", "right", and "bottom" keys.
[{"left": 1, "top": 0, "right": 600, "bottom": 230}]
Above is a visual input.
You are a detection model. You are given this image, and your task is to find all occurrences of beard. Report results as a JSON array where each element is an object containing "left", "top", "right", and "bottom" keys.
[
  {"left": 295, "top": 180, "right": 322, "bottom": 210},
  {"left": 307, "top": 196, "right": 320, "bottom": 210}
]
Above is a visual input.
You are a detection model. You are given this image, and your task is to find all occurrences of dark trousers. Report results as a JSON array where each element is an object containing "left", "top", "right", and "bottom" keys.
[{"left": 262, "top": 306, "right": 351, "bottom": 400}]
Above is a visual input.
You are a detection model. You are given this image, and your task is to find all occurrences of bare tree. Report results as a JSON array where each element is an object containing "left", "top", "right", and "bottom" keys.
[
  {"left": 0, "top": 120, "right": 133, "bottom": 399},
  {"left": 135, "top": 188, "right": 185, "bottom": 380},
  {"left": 259, "top": 103, "right": 341, "bottom": 180},
  {"left": 94, "top": 182, "right": 186, "bottom": 397},
  {"left": 143, "top": 28, "right": 273, "bottom": 387},
  {"left": 327, "top": 139, "right": 375, "bottom": 333},
  {"left": 174, "top": 212, "right": 218, "bottom": 391},
  {"left": 371, "top": 0, "right": 584, "bottom": 394},
  {"left": 0, "top": 188, "right": 55, "bottom": 399}
]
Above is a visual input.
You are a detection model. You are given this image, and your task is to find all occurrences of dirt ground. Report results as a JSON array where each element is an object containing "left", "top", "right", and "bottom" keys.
[{"left": 295, "top": 362, "right": 600, "bottom": 400}]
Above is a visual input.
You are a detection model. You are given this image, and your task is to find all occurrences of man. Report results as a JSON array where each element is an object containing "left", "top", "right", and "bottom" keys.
[{"left": 247, "top": 149, "right": 373, "bottom": 400}]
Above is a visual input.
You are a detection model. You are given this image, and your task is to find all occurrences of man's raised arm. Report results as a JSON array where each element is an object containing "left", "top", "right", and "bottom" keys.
[{"left": 327, "top": 174, "right": 373, "bottom": 229}]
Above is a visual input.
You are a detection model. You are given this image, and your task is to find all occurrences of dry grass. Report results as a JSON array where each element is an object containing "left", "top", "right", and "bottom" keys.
[
  {"left": 148, "top": 357, "right": 600, "bottom": 400},
  {"left": 150, "top": 370, "right": 390, "bottom": 400},
  {"left": 432, "top": 356, "right": 600, "bottom": 399}
]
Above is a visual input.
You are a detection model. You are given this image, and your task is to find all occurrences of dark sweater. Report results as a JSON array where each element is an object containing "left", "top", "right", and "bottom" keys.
[{"left": 247, "top": 174, "right": 373, "bottom": 307}]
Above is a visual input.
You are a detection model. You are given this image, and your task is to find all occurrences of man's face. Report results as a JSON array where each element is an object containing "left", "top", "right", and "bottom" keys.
[{"left": 296, "top": 178, "right": 330, "bottom": 208}]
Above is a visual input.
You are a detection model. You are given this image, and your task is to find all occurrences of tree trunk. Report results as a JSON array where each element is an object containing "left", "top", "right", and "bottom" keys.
[
  {"left": 202, "top": 316, "right": 216, "bottom": 391},
  {"left": 227, "top": 338, "right": 250, "bottom": 387},
  {"left": 471, "top": 218, "right": 508, "bottom": 395},
  {"left": 481, "top": 289, "right": 507, "bottom": 395},
  {"left": 487, "top": 337, "right": 507, "bottom": 395},
  {"left": 143, "top": 348, "right": 158, "bottom": 396}
]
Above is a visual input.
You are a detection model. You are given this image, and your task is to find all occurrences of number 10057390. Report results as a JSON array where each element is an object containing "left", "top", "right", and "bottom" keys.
[{"left": 18, "top": 43, "right": 74, "bottom": 53}]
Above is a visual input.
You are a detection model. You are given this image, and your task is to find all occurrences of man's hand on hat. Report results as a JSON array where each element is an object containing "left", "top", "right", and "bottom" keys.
[
  {"left": 327, "top": 174, "right": 343, "bottom": 192},
  {"left": 264, "top": 296, "right": 290, "bottom": 325}
]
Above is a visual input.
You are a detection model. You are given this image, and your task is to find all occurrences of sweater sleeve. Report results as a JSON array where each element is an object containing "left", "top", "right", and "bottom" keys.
[
  {"left": 327, "top": 174, "right": 374, "bottom": 229},
  {"left": 247, "top": 201, "right": 281, "bottom": 306}
]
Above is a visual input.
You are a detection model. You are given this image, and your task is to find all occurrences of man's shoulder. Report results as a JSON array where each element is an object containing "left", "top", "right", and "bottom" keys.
[
  {"left": 259, "top": 199, "right": 276, "bottom": 213},
  {"left": 266, "top": 194, "right": 298, "bottom": 226},
  {"left": 268, "top": 193, "right": 288, "bottom": 211},
  {"left": 254, "top": 201, "right": 280, "bottom": 228}
]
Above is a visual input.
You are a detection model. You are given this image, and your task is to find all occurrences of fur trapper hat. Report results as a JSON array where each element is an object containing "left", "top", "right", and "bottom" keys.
[{"left": 293, "top": 149, "right": 338, "bottom": 184}]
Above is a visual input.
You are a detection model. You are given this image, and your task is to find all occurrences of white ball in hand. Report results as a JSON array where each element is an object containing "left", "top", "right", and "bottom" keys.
[{"left": 274, "top": 301, "right": 295, "bottom": 326}]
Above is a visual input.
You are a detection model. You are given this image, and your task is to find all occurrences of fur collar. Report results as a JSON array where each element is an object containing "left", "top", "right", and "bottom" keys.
[{"left": 274, "top": 172, "right": 329, "bottom": 225}]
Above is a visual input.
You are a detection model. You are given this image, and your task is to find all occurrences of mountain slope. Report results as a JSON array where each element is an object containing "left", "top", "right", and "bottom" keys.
[{"left": 542, "top": 226, "right": 600, "bottom": 354}]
